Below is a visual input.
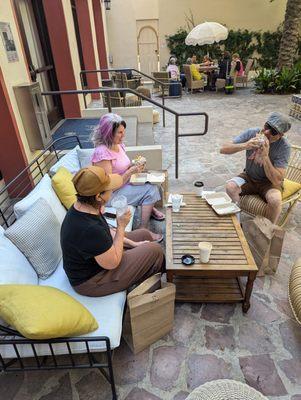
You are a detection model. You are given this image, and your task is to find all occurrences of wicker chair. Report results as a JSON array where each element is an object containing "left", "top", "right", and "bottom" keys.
[
  {"left": 115, "top": 72, "right": 141, "bottom": 90},
  {"left": 152, "top": 71, "right": 170, "bottom": 95},
  {"left": 216, "top": 63, "right": 236, "bottom": 91},
  {"left": 240, "top": 145, "right": 301, "bottom": 227},
  {"left": 235, "top": 58, "right": 253, "bottom": 88},
  {"left": 288, "top": 258, "right": 301, "bottom": 324},
  {"left": 102, "top": 91, "right": 141, "bottom": 108},
  {"left": 186, "top": 379, "right": 268, "bottom": 400},
  {"left": 183, "top": 65, "right": 205, "bottom": 93}
]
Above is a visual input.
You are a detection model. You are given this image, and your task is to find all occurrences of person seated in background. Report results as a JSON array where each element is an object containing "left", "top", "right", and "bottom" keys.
[
  {"left": 91, "top": 113, "right": 164, "bottom": 238},
  {"left": 191, "top": 54, "right": 198, "bottom": 64},
  {"left": 61, "top": 166, "right": 165, "bottom": 297},
  {"left": 211, "top": 51, "right": 232, "bottom": 89},
  {"left": 166, "top": 54, "right": 177, "bottom": 69},
  {"left": 186, "top": 56, "right": 204, "bottom": 82},
  {"left": 220, "top": 112, "right": 291, "bottom": 224},
  {"left": 232, "top": 53, "right": 244, "bottom": 77},
  {"left": 166, "top": 57, "right": 180, "bottom": 80},
  {"left": 200, "top": 55, "right": 213, "bottom": 66}
]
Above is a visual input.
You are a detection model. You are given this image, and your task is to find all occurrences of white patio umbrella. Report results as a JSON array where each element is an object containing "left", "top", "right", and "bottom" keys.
[{"left": 185, "top": 22, "right": 228, "bottom": 46}]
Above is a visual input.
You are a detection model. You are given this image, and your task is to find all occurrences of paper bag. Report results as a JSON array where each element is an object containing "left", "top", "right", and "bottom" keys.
[
  {"left": 242, "top": 216, "right": 285, "bottom": 276},
  {"left": 123, "top": 274, "right": 176, "bottom": 354}
]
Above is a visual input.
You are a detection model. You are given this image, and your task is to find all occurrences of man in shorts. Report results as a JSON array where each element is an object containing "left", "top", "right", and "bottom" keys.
[{"left": 220, "top": 112, "right": 291, "bottom": 223}]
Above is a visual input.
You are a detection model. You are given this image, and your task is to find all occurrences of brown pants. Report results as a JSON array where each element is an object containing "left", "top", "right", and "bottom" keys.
[
  {"left": 73, "top": 229, "right": 165, "bottom": 297},
  {"left": 239, "top": 172, "right": 282, "bottom": 201}
]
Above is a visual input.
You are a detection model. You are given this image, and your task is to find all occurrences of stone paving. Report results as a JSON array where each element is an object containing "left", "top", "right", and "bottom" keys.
[{"left": 2, "top": 88, "right": 301, "bottom": 400}]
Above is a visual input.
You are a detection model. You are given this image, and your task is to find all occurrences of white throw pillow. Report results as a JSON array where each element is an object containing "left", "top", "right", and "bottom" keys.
[
  {"left": 76, "top": 148, "right": 94, "bottom": 168},
  {"left": 5, "top": 199, "right": 62, "bottom": 280},
  {"left": 14, "top": 174, "right": 66, "bottom": 224},
  {"left": 0, "top": 226, "right": 38, "bottom": 285},
  {"left": 49, "top": 146, "right": 81, "bottom": 175}
]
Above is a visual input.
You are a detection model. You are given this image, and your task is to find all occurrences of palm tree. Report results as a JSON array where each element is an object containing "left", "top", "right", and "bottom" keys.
[{"left": 277, "top": 0, "right": 301, "bottom": 69}]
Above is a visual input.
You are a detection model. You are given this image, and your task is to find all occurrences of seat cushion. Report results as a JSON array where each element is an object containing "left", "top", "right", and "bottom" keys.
[
  {"left": 0, "top": 226, "right": 38, "bottom": 285},
  {"left": 14, "top": 174, "right": 66, "bottom": 224},
  {"left": 282, "top": 178, "right": 301, "bottom": 199},
  {"left": 51, "top": 167, "right": 77, "bottom": 209},
  {"left": 49, "top": 146, "right": 81, "bottom": 175},
  {"left": 289, "top": 258, "right": 301, "bottom": 324},
  {"left": 0, "top": 285, "right": 98, "bottom": 339},
  {"left": 6, "top": 198, "right": 62, "bottom": 280},
  {"left": 0, "top": 226, "right": 38, "bottom": 328}
]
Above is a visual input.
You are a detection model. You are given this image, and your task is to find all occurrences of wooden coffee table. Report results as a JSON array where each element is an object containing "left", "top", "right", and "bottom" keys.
[{"left": 166, "top": 194, "right": 258, "bottom": 312}]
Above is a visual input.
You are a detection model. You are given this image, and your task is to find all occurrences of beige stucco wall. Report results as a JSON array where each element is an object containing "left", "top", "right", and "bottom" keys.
[
  {"left": 106, "top": 0, "right": 159, "bottom": 69},
  {"left": 0, "top": 0, "right": 34, "bottom": 161},
  {"left": 106, "top": 0, "right": 287, "bottom": 70}
]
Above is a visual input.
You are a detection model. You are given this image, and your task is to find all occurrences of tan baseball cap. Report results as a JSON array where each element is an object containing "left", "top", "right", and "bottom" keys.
[{"left": 72, "top": 166, "right": 122, "bottom": 196}]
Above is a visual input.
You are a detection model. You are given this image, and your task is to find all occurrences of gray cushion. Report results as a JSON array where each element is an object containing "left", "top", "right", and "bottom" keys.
[{"left": 5, "top": 198, "right": 62, "bottom": 280}]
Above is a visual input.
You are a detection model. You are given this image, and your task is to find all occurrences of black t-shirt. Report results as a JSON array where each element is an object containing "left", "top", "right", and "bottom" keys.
[{"left": 60, "top": 206, "right": 113, "bottom": 286}]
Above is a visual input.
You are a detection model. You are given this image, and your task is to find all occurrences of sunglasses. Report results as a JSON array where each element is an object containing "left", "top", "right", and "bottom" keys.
[{"left": 264, "top": 123, "right": 279, "bottom": 136}]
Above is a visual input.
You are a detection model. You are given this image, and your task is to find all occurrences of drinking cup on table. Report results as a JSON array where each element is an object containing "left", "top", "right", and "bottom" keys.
[
  {"left": 171, "top": 194, "right": 182, "bottom": 212},
  {"left": 198, "top": 242, "right": 213, "bottom": 263},
  {"left": 111, "top": 195, "right": 128, "bottom": 217}
]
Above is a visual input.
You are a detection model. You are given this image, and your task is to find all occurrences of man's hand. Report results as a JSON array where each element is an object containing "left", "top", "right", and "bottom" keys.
[
  {"left": 245, "top": 137, "right": 261, "bottom": 150},
  {"left": 261, "top": 140, "right": 270, "bottom": 159},
  {"left": 117, "top": 209, "right": 132, "bottom": 228}
]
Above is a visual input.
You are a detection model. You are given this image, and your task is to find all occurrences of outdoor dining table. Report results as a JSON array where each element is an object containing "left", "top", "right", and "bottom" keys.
[{"left": 198, "top": 64, "right": 219, "bottom": 72}]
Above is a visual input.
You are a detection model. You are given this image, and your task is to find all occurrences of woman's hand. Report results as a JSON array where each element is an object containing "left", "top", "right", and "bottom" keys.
[
  {"left": 128, "top": 164, "right": 144, "bottom": 175},
  {"left": 117, "top": 209, "right": 132, "bottom": 228},
  {"left": 131, "top": 240, "right": 150, "bottom": 247}
]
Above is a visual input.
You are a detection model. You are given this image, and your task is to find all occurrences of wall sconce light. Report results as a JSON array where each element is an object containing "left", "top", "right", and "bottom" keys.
[{"left": 103, "top": 0, "right": 111, "bottom": 10}]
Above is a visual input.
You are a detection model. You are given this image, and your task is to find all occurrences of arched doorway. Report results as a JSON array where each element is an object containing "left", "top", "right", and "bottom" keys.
[{"left": 137, "top": 26, "right": 159, "bottom": 76}]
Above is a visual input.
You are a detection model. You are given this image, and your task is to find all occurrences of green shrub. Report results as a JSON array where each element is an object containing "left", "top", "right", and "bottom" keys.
[
  {"left": 166, "top": 26, "right": 301, "bottom": 68},
  {"left": 254, "top": 64, "right": 301, "bottom": 94},
  {"left": 254, "top": 69, "right": 278, "bottom": 93}
]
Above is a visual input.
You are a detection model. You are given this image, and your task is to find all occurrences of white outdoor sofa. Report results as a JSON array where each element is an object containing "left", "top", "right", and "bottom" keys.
[{"left": 0, "top": 136, "right": 162, "bottom": 400}]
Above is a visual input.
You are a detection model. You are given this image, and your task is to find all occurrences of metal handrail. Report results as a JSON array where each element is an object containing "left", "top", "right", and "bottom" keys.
[
  {"left": 42, "top": 87, "right": 209, "bottom": 178},
  {"left": 80, "top": 67, "right": 182, "bottom": 127}
]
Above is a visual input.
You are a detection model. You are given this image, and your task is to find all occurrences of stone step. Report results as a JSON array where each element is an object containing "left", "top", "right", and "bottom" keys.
[
  {"left": 137, "top": 122, "right": 154, "bottom": 145},
  {"left": 122, "top": 116, "right": 137, "bottom": 146}
]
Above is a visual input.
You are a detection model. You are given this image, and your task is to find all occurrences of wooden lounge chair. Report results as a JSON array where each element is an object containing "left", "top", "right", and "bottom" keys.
[
  {"left": 240, "top": 145, "right": 301, "bottom": 227},
  {"left": 183, "top": 64, "right": 205, "bottom": 93},
  {"left": 235, "top": 58, "right": 253, "bottom": 88}
]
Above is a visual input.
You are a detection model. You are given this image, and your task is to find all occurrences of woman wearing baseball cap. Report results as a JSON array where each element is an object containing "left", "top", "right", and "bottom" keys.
[{"left": 60, "top": 166, "right": 165, "bottom": 297}]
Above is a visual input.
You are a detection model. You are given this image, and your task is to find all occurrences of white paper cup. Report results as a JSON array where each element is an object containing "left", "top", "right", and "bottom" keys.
[
  {"left": 111, "top": 195, "right": 128, "bottom": 217},
  {"left": 198, "top": 242, "right": 213, "bottom": 263},
  {"left": 171, "top": 194, "right": 182, "bottom": 212}
]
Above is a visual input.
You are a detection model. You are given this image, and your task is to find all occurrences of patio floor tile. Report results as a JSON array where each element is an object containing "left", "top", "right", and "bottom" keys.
[
  {"left": 239, "top": 354, "right": 287, "bottom": 396},
  {"left": 187, "top": 354, "right": 232, "bottom": 390},
  {"left": 150, "top": 346, "right": 187, "bottom": 390}
]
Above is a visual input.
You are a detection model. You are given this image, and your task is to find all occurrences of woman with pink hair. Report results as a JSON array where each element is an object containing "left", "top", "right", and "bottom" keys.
[{"left": 91, "top": 113, "right": 164, "bottom": 240}]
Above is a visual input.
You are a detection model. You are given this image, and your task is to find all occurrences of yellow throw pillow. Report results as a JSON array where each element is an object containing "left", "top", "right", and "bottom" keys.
[
  {"left": 282, "top": 178, "right": 301, "bottom": 199},
  {"left": 0, "top": 285, "right": 98, "bottom": 339},
  {"left": 52, "top": 167, "right": 77, "bottom": 209},
  {"left": 190, "top": 64, "right": 202, "bottom": 81}
]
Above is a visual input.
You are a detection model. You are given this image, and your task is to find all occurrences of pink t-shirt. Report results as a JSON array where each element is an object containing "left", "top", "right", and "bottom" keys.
[{"left": 91, "top": 144, "right": 131, "bottom": 175}]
